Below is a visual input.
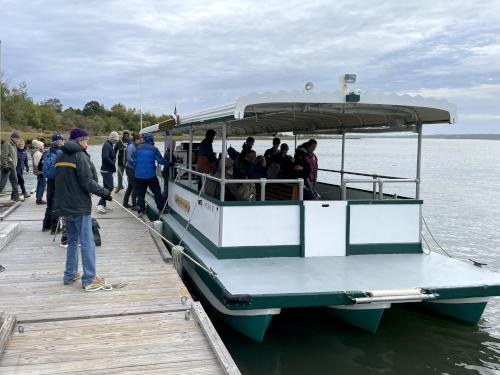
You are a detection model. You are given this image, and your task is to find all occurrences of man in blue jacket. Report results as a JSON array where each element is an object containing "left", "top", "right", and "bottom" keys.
[
  {"left": 134, "top": 132, "right": 167, "bottom": 216},
  {"left": 123, "top": 133, "right": 142, "bottom": 209},
  {"left": 97, "top": 131, "right": 119, "bottom": 213}
]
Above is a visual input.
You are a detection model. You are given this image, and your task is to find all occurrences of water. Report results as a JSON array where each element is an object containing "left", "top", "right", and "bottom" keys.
[{"left": 22, "top": 138, "right": 500, "bottom": 374}]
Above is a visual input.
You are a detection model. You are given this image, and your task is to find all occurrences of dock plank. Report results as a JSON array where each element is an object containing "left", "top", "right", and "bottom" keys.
[{"left": 0, "top": 197, "right": 233, "bottom": 374}]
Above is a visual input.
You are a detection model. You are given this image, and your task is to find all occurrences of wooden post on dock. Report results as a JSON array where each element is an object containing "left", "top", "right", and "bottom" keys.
[{"left": 0, "top": 315, "right": 16, "bottom": 355}]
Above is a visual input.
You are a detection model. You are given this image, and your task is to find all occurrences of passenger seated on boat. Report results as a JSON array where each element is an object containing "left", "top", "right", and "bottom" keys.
[
  {"left": 264, "top": 137, "right": 281, "bottom": 167},
  {"left": 205, "top": 158, "right": 245, "bottom": 201},
  {"left": 237, "top": 150, "right": 259, "bottom": 178},
  {"left": 268, "top": 143, "right": 293, "bottom": 179},
  {"left": 196, "top": 129, "right": 218, "bottom": 174},
  {"left": 234, "top": 143, "right": 252, "bottom": 176}
]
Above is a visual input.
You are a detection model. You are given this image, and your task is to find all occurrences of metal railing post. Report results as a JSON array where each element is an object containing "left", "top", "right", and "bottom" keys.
[
  {"left": 188, "top": 126, "right": 193, "bottom": 183},
  {"left": 372, "top": 175, "right": 377, "bottom": 200},
  {"left": 341, "top": 182, "right": 346, "bottom": 200},
  {"left": 260, "top": 179, "right": 266, "bottom": 201},
  {"left": 299, "top": 179, "right": 304, "bottom": 201},
  {"left": 416, "top": 123, "right": 422, "bottom": 199},
  {"left": 378, "top": 179, "right": 384, "bottom": 200},
  {"left": 340, "top": 132, "right": 346, "bottom": 187},
  {"left": 220, "top": 122, "right": 227, "bottom": 202}
]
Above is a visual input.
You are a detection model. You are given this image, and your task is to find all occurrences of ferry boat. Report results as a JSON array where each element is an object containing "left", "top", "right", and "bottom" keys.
[{"left": 141, "top": 78, "right": 500, "bottom": 341}]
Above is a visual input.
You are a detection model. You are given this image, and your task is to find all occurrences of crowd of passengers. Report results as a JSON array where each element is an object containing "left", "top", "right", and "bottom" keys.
[{"left": 196, "top": 129, "right": 320, "bottom": 201}]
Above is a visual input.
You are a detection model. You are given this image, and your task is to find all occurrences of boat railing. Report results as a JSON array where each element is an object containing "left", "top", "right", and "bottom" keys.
[
  {"left": 341, "top": 178, "right": 418, "bottom": 200},
  {"left": 174, "top": 166, "right": 304, "bottom": 202},
  {"left": 318, "top": 168, "right": 418, "bottom": 200}
]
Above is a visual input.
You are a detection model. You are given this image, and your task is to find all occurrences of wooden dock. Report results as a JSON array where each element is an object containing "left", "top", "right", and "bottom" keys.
[{"left": 0, "top": 197, "right": 239, "bottom": 374}]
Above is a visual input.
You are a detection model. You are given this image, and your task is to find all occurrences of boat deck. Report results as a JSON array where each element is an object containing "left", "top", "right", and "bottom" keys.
[
  {"left": 165, "top": 214, "right": 500, "bottom": 301},
  {"left": 0, "top": 197, "right": 239, "bottom": 374}
]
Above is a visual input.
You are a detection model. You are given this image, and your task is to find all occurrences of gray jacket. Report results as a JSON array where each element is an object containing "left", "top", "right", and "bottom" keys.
[{"left": 1, "top": 140, "right": 18, "bottom": 169}]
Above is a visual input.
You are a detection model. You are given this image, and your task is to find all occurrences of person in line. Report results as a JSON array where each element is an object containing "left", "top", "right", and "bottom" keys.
[
  {"left": 264, "top": 137, "right": 281, "bottom": 167},
  {"left": 197, "top": 129, "right": 218, "bottom": 174},
  {"left": 268, "top": 143, "right": 294, "bottom": 179},
  {"left": 0, "top": 131, "right": 21, "bottom": 201},
  {"left": 113, "top": 130, "right": 130, "bottom": 193},
  {"left": 31, "top": 140, "right": 46, "bottom": 204},
  {"left": 15, "top": 139, "right": 31, "bottom": 199},
  {"left": 161, "top": 141, "right": 175, "bottom": 205},
  {"left": 304, "top": 139, "right": 320, "bottom": 199},
  {"left": 134, "top": 132, "right": 167, "bottom": 217},
  {"left": 123, "top": 133, "right": 142, "bottom": 209},
  {"left": 97, "top": 131, "right": 119, "bottom": 213},
  {"left": 293, "top": 142, "right": 315, "bottom": 200},
  {"left": 42, "top": 134, "right": 65, "bottom": 233},
  {"left": 54, "top": 128, "right": 112, "bottom": 291}
]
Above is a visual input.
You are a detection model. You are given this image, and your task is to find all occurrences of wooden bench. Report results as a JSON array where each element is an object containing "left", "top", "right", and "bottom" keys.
[{"left": 256, "top": 183, "right": 300, "bottom": 201}]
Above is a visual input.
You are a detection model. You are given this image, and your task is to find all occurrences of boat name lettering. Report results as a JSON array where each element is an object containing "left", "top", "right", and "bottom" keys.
[{"left": 174, "top": 194, "right": 191, "bottom": 213}]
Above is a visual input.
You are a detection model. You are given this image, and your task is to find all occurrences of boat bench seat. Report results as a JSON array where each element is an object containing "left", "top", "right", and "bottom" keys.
[{"left": 256, "top": 183, "right": 300, "bottom": 201}]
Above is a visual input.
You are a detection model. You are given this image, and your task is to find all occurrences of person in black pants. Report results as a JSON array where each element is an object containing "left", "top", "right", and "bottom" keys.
[
  {"left": 134, "top": 133, "right": 167, "bottom": 216},
  {"left": 123, "top": 133, "right": 142, "bottom": 209},
  {"left": 42, "top": 134, "right": 65, "bottom": 233},
  {"left": 97, "top": 131, "right": 119, "bottom": 213}
]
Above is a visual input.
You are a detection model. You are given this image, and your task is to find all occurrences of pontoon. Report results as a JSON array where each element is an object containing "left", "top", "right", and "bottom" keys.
[{"left": 142, "top": 84, "right": 500, "bottom": 341}]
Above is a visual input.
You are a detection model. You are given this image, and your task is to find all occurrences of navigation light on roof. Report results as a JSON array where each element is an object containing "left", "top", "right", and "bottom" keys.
[{"left": 304, "top": 82, "right": 314, "bottom": 91}]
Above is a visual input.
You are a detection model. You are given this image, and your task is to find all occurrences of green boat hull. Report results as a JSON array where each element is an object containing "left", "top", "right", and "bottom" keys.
[
  {"left": 328, "top": 306, "right": 386, "bottom": 333},
  {"left": 423, "top": 301, "right": 487, "bottom": 324}
]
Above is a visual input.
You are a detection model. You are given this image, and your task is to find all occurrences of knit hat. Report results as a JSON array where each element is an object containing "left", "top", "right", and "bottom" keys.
[
  {"left": 11, "top": 131, "right": 20, "bottom": 139},
  {"left": 69, "top": 128, "right": 89, "bottom": 141},
  {"left": 108, "top": 131, "right": 120, "bottom": 142},
  {"left": 52, "top": 133, "right": 65, "bottom": 142},
  {"left": 32, "top": 140, "right": 44, "bottom": 150}
]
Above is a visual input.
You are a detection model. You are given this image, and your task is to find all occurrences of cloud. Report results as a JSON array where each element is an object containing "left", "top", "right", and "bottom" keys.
[{"left": 1, "top": 0, "right": 500, "bottom": 132}]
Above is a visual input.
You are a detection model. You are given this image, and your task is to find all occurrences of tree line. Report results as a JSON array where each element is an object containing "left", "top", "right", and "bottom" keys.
[{"left": 0, "top": 80, "right": 171, "bottom": 135}]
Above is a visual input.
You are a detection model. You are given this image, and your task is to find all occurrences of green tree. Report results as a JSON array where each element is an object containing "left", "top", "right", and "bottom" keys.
[
  {"left": 82, "top": 100, "right": 105, "bottom": 117},
  {"left": 41, "top": 98, "right": 63, "bottom": 112}
]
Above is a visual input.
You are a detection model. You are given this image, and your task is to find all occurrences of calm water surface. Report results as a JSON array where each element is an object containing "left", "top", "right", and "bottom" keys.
[{"left": 25, "top": 138, "right": 499, "bottom": 374}]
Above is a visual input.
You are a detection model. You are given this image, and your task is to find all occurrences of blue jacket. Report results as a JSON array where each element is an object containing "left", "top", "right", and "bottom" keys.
[
  {"left": 134, "top": 133, "right": 167, "bottom": 179},
  {"left": 126, "top": 142, "right": 136, "bottom": 170},
  {"left": 101, "top": 140, "right": 116, "bottom": 173}
]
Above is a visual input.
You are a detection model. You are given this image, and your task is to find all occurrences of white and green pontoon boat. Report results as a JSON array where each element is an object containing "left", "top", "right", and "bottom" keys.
[{"left": 142, "top": 81, "right": 500, "bottom": 341}]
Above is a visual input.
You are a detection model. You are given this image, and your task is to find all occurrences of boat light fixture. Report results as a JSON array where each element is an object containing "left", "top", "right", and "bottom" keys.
[{"left": 304, "top": 82, "right": 314, "bottom": 91}]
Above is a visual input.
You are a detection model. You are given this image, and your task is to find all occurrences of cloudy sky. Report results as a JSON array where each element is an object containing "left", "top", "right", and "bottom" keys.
[{"left": 1, "top": 0, "right": 500, "bottom": 133}]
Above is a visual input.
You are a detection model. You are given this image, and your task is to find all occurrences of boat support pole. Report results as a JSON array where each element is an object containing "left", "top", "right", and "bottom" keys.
[
  {"left": 188, "top": 126, "right": 193, "bottom": 183},
  {"left": 340, "top": 131, "right": 346, "bottom": 191},
  {"left": 416, "top": 122, "right": 423, "bottom": 244},
  {"left": 220, "top": 122, "right": 227, "bottom": 202},
  {"left": 169, "top": 130, "right": 173, "bottom": 178}
]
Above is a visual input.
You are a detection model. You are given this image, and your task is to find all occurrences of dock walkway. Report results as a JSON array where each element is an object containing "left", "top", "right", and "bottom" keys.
[{"left": 0, "top": 197, "right": 238, "bottom": 374}]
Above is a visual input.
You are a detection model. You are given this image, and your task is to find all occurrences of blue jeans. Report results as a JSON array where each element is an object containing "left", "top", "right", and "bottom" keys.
[
  {"left": 36, "top": 174, "right": 46, "bottom": 200},
  {"left": 98, "top": 172, "right": 114, "bottom": 207},
  {"left": 64, "top": 215, "right": 96, "bottom": 286}
]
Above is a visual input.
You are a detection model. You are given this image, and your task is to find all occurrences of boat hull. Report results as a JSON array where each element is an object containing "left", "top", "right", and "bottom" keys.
[
  {"left": 328, "top": 303, "right": 389, "bottom": 333},
  {"left": 423, "top": 298, "right": 489, "bottom": 324}
]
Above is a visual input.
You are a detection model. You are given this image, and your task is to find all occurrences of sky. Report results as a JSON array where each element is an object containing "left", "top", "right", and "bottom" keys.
[{"left": 1, "top": 0, "right": 500, "bottom": 134}]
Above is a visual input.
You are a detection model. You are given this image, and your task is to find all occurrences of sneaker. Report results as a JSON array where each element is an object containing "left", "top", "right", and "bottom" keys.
[
  {"left": 137, "top": 210, "right": 144, "bottom": 218},
  {"left": 11, "top": 196, "right": 21, "bottom": 202},
  {"left": 63, "top": 273, "right": 81, "bottom": 285},
  {"left": 83, "top": 276, "right": 112, "bottom": 292},
  {"left": 123, "top": 202, "right": 132, "bottom": 208},
  {"left": 36, "top": 199, "right": 47, "bottom": 205},
  {"left": 60, "top": 240, "right": 68, "bottom": 248},
  {"left": 23, "top": 192, "right": 31, "bottom": 198},
  {"left": 96, "top": 205, "right": 106, "bottom": 213}
]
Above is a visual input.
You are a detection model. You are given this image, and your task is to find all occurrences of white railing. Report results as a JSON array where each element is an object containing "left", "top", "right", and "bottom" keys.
[
  {"left": 174, "top": 166, "right": 304, "bottom": 202},
  {"left": 318, "top": 168, "right": 419, "bottom": 200}
]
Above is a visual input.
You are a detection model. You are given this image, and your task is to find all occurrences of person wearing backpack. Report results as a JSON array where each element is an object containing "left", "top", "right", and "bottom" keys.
[
  {"left": 0, "top": 131, "right": 21, "bottom": 201},
  {"left": 42, "top": 134, "right": 64, "bottom": 233}
]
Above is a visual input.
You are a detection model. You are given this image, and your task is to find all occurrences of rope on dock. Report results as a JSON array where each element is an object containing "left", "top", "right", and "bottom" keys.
[{"left": 112, "top": 198, "right": 217, "bottom": 278}]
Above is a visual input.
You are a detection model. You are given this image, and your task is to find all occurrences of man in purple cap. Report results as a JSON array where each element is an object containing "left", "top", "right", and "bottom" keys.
[
  {"left": 0, "top": 131, "right": 21, "bottom": 201},
  {"left": 54, "top": 128, "right": 112, "bottom": 291},
  {"left": 41, "top": 134, "right": 65, "bottom": 233}
]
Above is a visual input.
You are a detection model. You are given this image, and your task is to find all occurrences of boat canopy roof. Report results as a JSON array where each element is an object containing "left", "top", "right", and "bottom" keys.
[{"left": 142, "top": 90, "right": 456, "bottom": 136}]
